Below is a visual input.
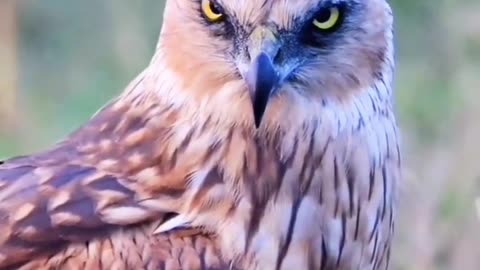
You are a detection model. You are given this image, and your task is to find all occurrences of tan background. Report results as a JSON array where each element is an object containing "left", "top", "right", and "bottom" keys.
[{"left": 0, "top": 1, "right": 479, "bottom": 269}]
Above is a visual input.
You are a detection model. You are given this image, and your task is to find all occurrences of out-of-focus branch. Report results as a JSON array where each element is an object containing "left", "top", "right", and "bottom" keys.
[{"left": 0, "top": 0, "right": 17, "bottom": 132}]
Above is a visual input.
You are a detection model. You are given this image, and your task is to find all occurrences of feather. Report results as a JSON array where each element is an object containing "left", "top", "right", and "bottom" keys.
[
  {"left": 153, "top": 214, "right": 192, "bottom": 235},
  {"left": 0, "top": 0, "right": 400, "bottom": 269}
]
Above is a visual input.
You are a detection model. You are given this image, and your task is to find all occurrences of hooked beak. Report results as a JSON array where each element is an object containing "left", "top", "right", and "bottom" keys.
[{"left": 245, "top": 26, "right": 280, "bottom": 128}]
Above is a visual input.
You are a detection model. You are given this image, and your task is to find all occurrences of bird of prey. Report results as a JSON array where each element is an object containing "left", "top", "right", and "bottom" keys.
[{"left": 0, "top": 0, "right": 401, "bottom": 269}]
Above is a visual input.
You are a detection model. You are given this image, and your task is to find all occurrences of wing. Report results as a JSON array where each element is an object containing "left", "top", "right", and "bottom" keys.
[
  {"left": 14, "top": 225, "right": 234, "bottom": 270},
  {"left": 0, "top": 156, "right": 157, "bottom": 268},
  {"left": 0, "top": 158, "right": 233, "bottom": 269},
  {"left": 0, "top": 74, "right": 221, "bottom": 268}
]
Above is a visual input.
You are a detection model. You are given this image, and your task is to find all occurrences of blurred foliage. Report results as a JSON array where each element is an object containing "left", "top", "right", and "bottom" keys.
[
  {"left": 1, "top": 0, "right": 165, "bottom": 153},
  {"left": 0, "top": 0, "right": 479, "bottom": 269}
]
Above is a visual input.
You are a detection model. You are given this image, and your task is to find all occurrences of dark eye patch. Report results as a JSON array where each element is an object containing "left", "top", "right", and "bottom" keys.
[
  {"left": 299, "top": 1, "right": 351, "bottom": 47},
  {"left": 196, "top": 0, "right": 236, "bottom": 39}
]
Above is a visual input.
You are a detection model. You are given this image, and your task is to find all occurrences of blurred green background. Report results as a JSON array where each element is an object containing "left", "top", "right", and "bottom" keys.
[{"left": 0, "top": 1, "right": 479, "bottom": 269}]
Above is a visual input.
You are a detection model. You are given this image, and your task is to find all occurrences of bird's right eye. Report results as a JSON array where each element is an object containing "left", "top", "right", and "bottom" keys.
[{"left": 201, "top": 0, "right": 225, "bottom": 23}]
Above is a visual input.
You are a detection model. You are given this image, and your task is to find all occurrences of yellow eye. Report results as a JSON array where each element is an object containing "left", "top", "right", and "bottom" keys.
[
  {"left": 202, "top": 0, "right": 224, "bottom": 22},
  {"left": 312, "top": 7, "right": 341, "bottom": 30}
]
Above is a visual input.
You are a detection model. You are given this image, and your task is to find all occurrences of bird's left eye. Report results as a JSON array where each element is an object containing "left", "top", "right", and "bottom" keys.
[
  {"left": 201, "top": 0, "right": 224, "bottom": 23},
  {"left": 312, "top": 7, "right": 341, "bottom": 31}
]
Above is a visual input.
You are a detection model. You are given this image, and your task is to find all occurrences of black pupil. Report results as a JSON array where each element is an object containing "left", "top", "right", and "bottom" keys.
[
  {"left": 315, "top": 8, "right": 332, "bottom": 23},
  {"left": 209, "top": 1, "right": 221, "bottom": 14}
]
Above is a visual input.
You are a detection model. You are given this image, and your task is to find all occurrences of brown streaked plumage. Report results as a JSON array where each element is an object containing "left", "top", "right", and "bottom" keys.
[{"left": 0, "top": 0, "right": 401, "bottom": 269}]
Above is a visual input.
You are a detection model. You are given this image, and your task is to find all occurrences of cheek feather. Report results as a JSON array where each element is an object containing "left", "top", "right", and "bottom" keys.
[
  {"left": 158, "top": 30, "right": 234, "bottom": 101},
  {"left": 158, "top": 1, "right": 241, "bottom": 102}
]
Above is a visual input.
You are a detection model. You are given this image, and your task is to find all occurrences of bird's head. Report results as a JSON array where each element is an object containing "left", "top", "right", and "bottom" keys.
[{"left": 153, "top": 0, "right": 394, "bottom": 130}]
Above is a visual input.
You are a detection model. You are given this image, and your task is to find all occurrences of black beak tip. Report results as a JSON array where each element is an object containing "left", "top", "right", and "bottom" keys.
[
  {"left": 254, "top": 110, "right": 264, "bottom": 128},
  {"left": 249, "top": 53, "right": 279, "bottom": 129}
]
